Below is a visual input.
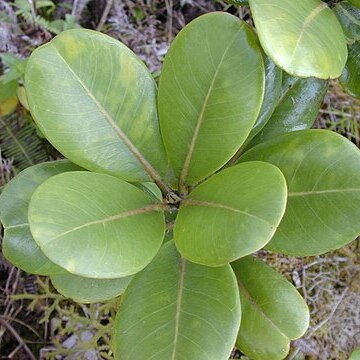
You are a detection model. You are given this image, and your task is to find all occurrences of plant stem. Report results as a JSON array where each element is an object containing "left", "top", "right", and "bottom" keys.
[{"left": 28, "top": 0, "right": 36, "bottom": 23}]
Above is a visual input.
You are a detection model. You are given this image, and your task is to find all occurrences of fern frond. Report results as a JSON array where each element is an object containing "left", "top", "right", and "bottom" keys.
[
  {"left": 21, "top": 10, "right": 60, "bottom": 34},
  {"left": 0, "top": 113, "right": 49, "bottom": 170}
]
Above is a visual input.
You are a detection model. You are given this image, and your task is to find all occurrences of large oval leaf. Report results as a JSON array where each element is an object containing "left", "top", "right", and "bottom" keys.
[
  {"left": 0, "top": 160, "right": 81, "bottom": 275},
  {"left": 333, "top": 1, "right": 360, "bottom": 43},
  {"left": 50, "top": 272, "right": 132, "bottom": 304},
  {"left": 28, "top": 172, "right": 165, "bottom": 278},
  {"left": 232, "top": 256, "right": 309, "bottom": 360},
  {"left": 174, "top": 161, "right": 287, "bottom": 266},
  {"left": 240, "top": 130, "right": 360, "bottom": 255},
  {"left": 249, "top": 0, "right": 348, "bottom": 78},
  {"left": 25, "top": 29, "right": 169, "bottom": 183},
  {"left": 248, "top": 75, "right": 328, "bottom": 148},
  {"left": 112, "top": 241, "right": 241, "bottom": 360},
  {"left": 340, "top": 42, "right": 360, "bottom": 98},
  {"left": 158, "top": 12, "right": 265, "bottom": 188}
]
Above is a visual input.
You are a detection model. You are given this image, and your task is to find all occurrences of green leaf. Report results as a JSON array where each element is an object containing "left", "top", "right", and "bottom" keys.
[
  {"left": 25, "top": 29, "right": 169, "bottom": 183},
  {"left": 133, "top": 182, "right": 163, "bottom": 201},
  {"left": 0, "top": 79, "right": 18, "bottom": 102},
  {"left": 112, "top": 241, "right": 241, "bottom": 360},
  {"left": 225, "top": 0, "right": 249, "bottom": 5},
  {"left": 1, "top": 53, "right": 27, "bottom": 83},
  {"left": 333, "top": 1, "right": 360, "bottom": 43},
  {"left": 249, "top": 0, "right": 348, "bottom": 79},
  {"left": 248, "top": 75, "right": 328, "bottom": 148},
  {"left": 50, "top": 272, "right": 132, "bottom": 303},
  {"left": 158, "top": 13, "right": 265, "bottom": 187},
  {"left": 340, "top": 42, "right": 360, "bottom": 98},
  {"left": 242, "top": 57, "right": 283, "bottom": 148},
  {"left": 240, "top": 130, "right": 360, "bottom": 255},
  {"left": 232, "top": 256, "right": 309, "bottom": 360},
  {"left": 28, "top": 172, "right": 165, "bottom": 278},
  {"left": 349, "top": 0, "right": 360, "bottom": 9},
  {"left": 174, "top": 161, "right": 287, "bottom": 266},
  {"left": 0, "top": 160, "right": 81, "bottom": 275},
  {"left": 0, "top": 53, "right": 22, "bottom": 68},
  {"left": 349, "top": 348, "right": 360, "bottom": 360}
]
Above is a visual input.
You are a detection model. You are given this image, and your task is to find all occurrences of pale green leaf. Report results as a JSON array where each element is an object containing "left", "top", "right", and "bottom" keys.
[
  {"left": 232, "top": 256, "right": 309, "bottom": 360},
  {"left": 50, "top": 272, "right": 132, "bottom": 303},
  {"left": 158, "top": 12, "right": 264, "bottom": 187},
  {"left": 112, "top": 241, "right": 241, "bottom": 360},
  {"left": 0, "top": 160, "right": 81, "bottom": 275},
  {"left": 174, "top": 162, "right": 287, "bottom": 266},
  {"left": 340, "top": 42, "right": 360, "bottom": 98},
  {"left": 349, "top": 348, "right": 360, "bottom": 360},
  {"left": 240, "top": 130, "right": 360, "bottom": 255},
  {"left": 28, "top": 172, "right": 165, "bottom": 278},
  {"left": 249, "top": 0, "right": 348, "bottom": 78},
  {"left": 25, "top": 29, "right": 169, "bottom": 183}
]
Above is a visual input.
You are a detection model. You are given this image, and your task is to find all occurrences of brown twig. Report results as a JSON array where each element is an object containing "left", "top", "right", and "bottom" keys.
[{"left": 0, "top": 318, "right": 36, "bottom": 360}]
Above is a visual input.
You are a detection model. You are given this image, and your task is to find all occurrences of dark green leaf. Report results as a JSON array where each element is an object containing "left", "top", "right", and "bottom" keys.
[
  {"left": 340, "top": 41, "right": 360, "bottom": 98},
  {"left": 333, "top": 1, "right": 360, "bottom": 43},
  {"left": 240, "top": 130, "right": 360, "bottom": 255},
  {"left": 249, "top": 0, "right": 348, "bottom": 78},
  {"left": 242, "top": 57, "right": 283, "bottom": 148},
  {"left": 248, "top": 75, "right": 328, "bottom": 147},
  {"left": 174, "top": 161, "right": 287, "bottom": 266},
  {"left": 112, "top": 241, "right": 241, "bottom": 360},
  {"left": 225, "top": 0, "right": 249, "bottom": 5},
  {"left": 28, "top": 172, "right": 165, "bottom": 278},
  {"left": 158, "top": 13, "right": 265, "bottom": 187},
  {"left": 232, "top": 256, "right": 309, "bottom": 360},
  {"left": 349, "top": 0, "right": 360, "bottom": 9}
]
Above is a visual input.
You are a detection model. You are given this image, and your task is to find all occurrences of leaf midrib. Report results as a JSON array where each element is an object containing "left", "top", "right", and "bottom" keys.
[
  {"left": 6, "top": 223, "right": 29, "bottom": 229},
  {"left": 46, "top": 203, "right": 165, "bottom": 243},
  {"left": 178, "top": 24, "right": 245, "bottom": 186},
  {"left": 287, "top": 2, "right": 328, "bottom": 68},
  {"left": 183, "top": 198, "right": 275, "bottom": 228},
  {"left": 237, "top": 278, "right": 288, "bottom": 340},
  {"left": 171, "top": 257, "right": 186, "bottom": 360},
  {"left": 288, "top": 188, "right": 360, "bottom": 197}
]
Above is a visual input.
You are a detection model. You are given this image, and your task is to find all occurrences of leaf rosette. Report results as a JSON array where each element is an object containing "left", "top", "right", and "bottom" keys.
[{"left": 1, "top": 10, "right": 360, "bottom": 360}]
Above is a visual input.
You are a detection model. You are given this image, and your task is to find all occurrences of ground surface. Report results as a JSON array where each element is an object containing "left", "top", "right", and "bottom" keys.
[{"left": 0, "top": 1, "right": 359, "bottom": 359}]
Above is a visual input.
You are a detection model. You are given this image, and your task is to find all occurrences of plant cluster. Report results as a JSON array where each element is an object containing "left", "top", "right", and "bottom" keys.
[{"left": 1, "top": 0, "right": 360, "bottom": 359}]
